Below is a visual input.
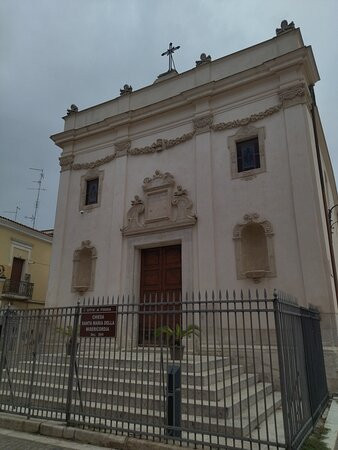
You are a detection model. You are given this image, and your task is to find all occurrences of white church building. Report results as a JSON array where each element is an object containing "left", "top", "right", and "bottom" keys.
[{"left": 47, "top": 22, "right": 337, "bottom": 337}]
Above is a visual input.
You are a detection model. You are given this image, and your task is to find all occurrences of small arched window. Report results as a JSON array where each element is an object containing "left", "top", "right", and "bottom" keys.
[
  {"left": 233, "top": 214, "right": 276, "bottom": 282},
  {"left": 72, "top": 241, "right": 97, "bottom": 293}
]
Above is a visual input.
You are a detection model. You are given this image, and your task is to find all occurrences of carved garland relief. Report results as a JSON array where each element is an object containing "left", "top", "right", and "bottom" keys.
[
  {"left": 121, "top": 170, "right": 197, "bottom": 236},
  {"left": 59, "top": 83, "right": 309, "bottom": 171}
]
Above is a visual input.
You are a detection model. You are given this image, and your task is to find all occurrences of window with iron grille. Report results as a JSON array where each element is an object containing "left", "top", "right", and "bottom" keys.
[
  {"left": 79, "top": 169, "right": 103, "bottom": 212},
  {"left": 85, "top": 178, "right": 99, "bottom": 205},
  {"left": 236, "top": 137, "right": 260, "bottom": 172},
  {"left": 228, "top": 125, "right": 266, "bottom": 180}
]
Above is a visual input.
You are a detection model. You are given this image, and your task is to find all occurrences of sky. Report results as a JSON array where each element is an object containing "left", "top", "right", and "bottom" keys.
[{"left": 1, "top": 0, "right": 337, "bottom": 230}]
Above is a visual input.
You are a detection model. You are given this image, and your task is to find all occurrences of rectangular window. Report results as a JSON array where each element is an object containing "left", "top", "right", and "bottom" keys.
[
  {"left": 85, "top": 178, "right": 99, "bottom": 205},
  {"left": 236, "top": 138, "right": 260, "bottom": 173}
]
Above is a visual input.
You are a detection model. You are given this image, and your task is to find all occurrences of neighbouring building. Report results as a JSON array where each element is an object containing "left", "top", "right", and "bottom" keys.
[
  {"left": 47, "top": 22, "right": 338, "bottom": 378},
  {"left": 0, "top": 216, "right": 53, "bottom": 309}
]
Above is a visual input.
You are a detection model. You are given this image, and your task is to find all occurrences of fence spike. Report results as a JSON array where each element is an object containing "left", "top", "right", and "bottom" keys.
[
  {"left": 248, "top": 289, "right": 251, "bottom": 301},
  {"left": 233, "top": 290, "right": 236, "bottom": 301},
  {"left": 211, "top": 290, "right": 215, "bottom": 301},
  {"left": 225, "top": 289, "right": 229, "bottom": 300},
  {"left": 240, "top": 289, "right": 243, "bottom": 301}
]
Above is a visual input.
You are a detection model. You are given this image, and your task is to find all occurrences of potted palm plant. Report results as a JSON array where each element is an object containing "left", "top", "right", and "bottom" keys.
[
  {"left": 155, "top": 324, "right": 200, "bottom": 360},
  {"left": 56, "top": 325, "right": 79, "bottom": 356}
]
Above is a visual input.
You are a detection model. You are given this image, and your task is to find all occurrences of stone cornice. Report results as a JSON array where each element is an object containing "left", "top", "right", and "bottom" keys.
[
  {"left": 62, "top": 103, "right": 285, "bottom": 171},
  {"left": 51, "top": 47, "right": 318, "bottom": 149}
]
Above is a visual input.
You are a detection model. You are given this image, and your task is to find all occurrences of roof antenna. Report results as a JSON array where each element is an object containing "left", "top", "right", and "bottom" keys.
[
  {"left": 3, "top": 206, "right": 20, "bottom": 221},
  {"left": 25, "top": 168, "right": 46, "bottom": 229}
]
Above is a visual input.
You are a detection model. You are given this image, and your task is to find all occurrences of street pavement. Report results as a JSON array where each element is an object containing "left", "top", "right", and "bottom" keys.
[{"left": 0, "top": 427, "right": 113, "bottom": 450}]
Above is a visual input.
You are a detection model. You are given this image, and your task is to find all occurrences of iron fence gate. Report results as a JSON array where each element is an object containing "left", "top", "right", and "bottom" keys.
[{"left": 0, "top": 291, "right": 329, "bottom": 449}]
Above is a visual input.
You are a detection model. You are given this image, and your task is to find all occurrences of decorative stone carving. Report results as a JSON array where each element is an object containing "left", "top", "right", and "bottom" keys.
[
  {"left": 72, "top": 154, "right": 116, "bottom": 171},
  {"left": 114, "top": 139, "right": 131, "bottom": 157},
  {"left": 212, "top": 105, "right": 281, "bottom": 131},
  {"left": 66, "top": 104, "right": 282, "bottom": 171},
  {"left": 59, "top": 154, "right": 74, "bottom": 172},
  {"left": 67, "top": 104, "right": 78, "bottom": 115},
  {"left": 72, "top": 240, "right": 97, "bottom": 293},
  {"left": 120, "top": 84, "right": 133, "bottom": 95},
  {"left": 123, "top": 196, "right": 145, "bottom": 232},
  {"left": 193, "top": 114, "right": 213, "bottom": 134},
  {"left": 196, "top": 53, "right": 212, "bottom": 66},
  {"left": 233, "top": 214, "right": 276, "bottom": 282},
  {"left": 122, "top": 170, "right": 196, "bottom": 236},
  {"left": 278, "top": 83, "right": 310, "bottom": 108},
  {"left": 276, "top": 20, "right": 295, "bottom": 36},
  {"left": 143, "top": 170, "right": 175, "bottom": 187},
  {"left": 172, "top": 186, "right": 195, "bottom": 221},
  {"left": 128, "top": 133, "right": 195, "bottom": 155}
]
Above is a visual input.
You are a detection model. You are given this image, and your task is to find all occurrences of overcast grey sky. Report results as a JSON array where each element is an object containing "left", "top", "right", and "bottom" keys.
[{"left": 1, "top": 0, "right": 337, "bottom": 230}]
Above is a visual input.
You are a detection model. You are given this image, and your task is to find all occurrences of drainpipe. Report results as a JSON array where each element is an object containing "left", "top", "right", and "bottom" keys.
[{"left": 309, "top": 84, "right": 338, "bottom": 306}]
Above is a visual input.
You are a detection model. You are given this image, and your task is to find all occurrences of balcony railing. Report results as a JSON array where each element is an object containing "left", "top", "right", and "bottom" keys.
[{"left": 2, "top": 279, "right": 34, "bottom": 299}]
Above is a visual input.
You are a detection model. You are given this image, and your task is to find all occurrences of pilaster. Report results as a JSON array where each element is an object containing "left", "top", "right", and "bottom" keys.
[
  {"left": 46, "top": 151, "right": 74, "bottom": 306},
  {"left": 194, "top": 103, "right": 217, "bottom": 291},
  {"left": 106, "top": 128, "right": 129, "bottom": 295},
  {"left": 282, "top": 96, "right": 334, "bottom": 311}
]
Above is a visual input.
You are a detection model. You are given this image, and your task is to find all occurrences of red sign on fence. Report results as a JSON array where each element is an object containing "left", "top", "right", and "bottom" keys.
[{"left": 80, "top": 306, "right": 117, "bottom": 337}]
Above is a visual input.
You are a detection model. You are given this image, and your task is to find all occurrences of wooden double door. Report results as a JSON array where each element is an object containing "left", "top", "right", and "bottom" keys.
[{"left": 139, "top": 245, "right": 182, "bottom": 344}]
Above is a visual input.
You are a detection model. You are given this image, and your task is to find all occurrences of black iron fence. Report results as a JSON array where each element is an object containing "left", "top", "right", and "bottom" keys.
[{"left": 0, "top": 291, "right": 328, "bottom": 449}]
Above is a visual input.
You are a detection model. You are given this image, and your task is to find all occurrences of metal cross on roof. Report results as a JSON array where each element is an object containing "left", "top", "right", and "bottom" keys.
[{"left": 161, "top": 42, "right": 180, "bottom": 72}]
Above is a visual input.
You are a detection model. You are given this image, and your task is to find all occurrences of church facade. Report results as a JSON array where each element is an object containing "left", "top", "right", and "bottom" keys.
[{"left": 47, "top": 23, "right": 337, "bottom": 334}]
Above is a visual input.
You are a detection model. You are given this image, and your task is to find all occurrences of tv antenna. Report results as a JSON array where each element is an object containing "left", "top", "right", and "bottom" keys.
[
  {"left": 161, "top": 42, "right": 180, "bottom": 72},
  {"left": 25, "top": 168, "right": 46, "bottom": 229},
  {"left": 3, "top": 206, "right": 20, "bottom": 221}
]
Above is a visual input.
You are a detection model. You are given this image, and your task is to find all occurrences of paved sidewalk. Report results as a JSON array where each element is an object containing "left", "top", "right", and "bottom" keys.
[
  {"left": 0, "top": 427, "right": 112, "bottom": 450},
  {"left": 323, "top": 397, "right": 338, "bottom": 450}
]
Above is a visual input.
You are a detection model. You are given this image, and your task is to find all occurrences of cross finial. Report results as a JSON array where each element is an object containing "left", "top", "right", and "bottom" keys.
[{"left": 161, "top": 42, "right": 180, "bottom": 72}]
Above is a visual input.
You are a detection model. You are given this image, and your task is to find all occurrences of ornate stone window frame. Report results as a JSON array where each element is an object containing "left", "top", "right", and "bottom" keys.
[
  {"left": 71, "top": 240, "right": 97, "bottom": 293},
  {"left": 79, "top": 168, "right": 104, "bottom": 212},
  {"left": 233, "top": 213, "right": 276, "bottom": 282},
  {"left": 228, "top": 125, "right": 266, "bottom": 180}
]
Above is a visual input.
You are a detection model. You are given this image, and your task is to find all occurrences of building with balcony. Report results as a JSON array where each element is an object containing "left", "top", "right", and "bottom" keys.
[{"left": 0, "top": 216, "right": 53, "bottom": 309}]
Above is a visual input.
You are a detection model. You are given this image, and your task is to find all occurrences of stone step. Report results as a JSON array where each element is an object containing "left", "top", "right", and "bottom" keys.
[
  {"left": 0, "top": 390, "right": 281, "bottom": 438},
  {"left": 3, "top": 372, "right": 255, "bottom": 401},
  {"left": 0, "top": 378, "right": 273, "bottom": 420},
  {"left": 3, "top": 361, "right": 242, "bottom": 388},
  {"left": 15, "top": 352, "right": 228, "bottom": 372}
]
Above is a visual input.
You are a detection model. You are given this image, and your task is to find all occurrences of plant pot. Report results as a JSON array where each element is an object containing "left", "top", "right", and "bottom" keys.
[{"left": 170, "top": 345, "right": 185, "bottom": 360}]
